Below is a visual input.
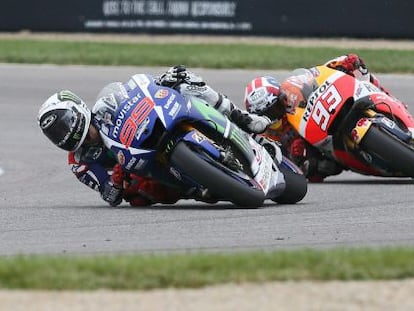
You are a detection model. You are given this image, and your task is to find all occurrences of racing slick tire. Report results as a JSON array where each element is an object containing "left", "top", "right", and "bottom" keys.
[
  {"left": 272, "top": 165, "right": 308, "bottom": 204},
  {"left": 360, "top": 126, "right": 414, "bottom": 177},
  {"left": 170, "top": 141, "right": 265, "bottom": 207}
]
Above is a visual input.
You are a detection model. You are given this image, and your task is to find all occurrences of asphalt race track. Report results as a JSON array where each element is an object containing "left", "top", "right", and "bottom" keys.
[{"left": 0, "top": 64, "right": 413, "bottom": 256}]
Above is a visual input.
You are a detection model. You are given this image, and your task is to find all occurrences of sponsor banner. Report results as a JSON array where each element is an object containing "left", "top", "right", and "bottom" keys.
[{"left": 1, "top": 0, "right": 413, "bottom": 38}]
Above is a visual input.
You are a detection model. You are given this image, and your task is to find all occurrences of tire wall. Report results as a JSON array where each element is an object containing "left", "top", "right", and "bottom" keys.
[{"left": 1, "top": 0, "right": 412, "bottom": 39}]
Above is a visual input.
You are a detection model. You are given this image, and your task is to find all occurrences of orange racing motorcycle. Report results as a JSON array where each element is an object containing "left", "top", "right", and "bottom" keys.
[{"left": 283, "top": 65, "right": 414, "bottom": 178}]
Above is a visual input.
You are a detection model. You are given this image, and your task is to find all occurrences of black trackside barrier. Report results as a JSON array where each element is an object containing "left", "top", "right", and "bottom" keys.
[{"left": 1, "top": 0, "right": 413, "bottom": 39}]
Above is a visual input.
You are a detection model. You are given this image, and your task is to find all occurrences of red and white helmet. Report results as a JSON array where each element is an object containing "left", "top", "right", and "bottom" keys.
[{"left": 244, "top": 76, "right": 282, "bottom": 115}]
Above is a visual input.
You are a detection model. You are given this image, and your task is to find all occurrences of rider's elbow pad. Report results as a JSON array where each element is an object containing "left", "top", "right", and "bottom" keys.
[{"left": 214, "top": 94, "right": 235, "bottom": 117}]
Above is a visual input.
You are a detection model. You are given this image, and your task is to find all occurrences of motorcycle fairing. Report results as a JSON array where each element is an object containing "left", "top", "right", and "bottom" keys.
[
  {"left": 101, "top": 74, "right": 273, "bottom": 189},
  {"left": 289, "top": 68, "right": 356, "bottom": 145},
  {"left": 367, "top": 93, "right": 414, "bottom": 139},
  {"left": 180, "top": 130, "right": 221, "bottom": 160}
]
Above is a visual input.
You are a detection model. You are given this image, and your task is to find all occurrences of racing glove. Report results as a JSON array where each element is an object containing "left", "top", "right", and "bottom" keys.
[
  {"left": 344, "top": 54, "right": 369, "bottom": 81},
  {"left": 161, "top": 65, "right": 238, "bottom": 119},
  {"left": 290, "top": 138, "right": 306, "bottom": 159},
  {"left": 158, "top": 65, "right": 205, "bottom": 88},
  {"left": 111, "top": 163, "right": 126, "bottom": 187},
  {"left": 100, "top": 164, "right": 126, "bottom": 207},
  {"left": 230, "top": 109, "right": 272, "bottom": 134},
  {"left": 327, "top": 54, "right": 394, "bottom": 97},
  {"left": 327, "top": 54, "right": 369, "bottom": 81},
  {"left": 101, "top": 180, "right": 123, "bottom": 207}
]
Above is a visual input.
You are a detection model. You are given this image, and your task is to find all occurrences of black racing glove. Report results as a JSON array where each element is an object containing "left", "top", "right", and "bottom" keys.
[
  {"left": 158, "top": 65, "right": 188, "bottom": 87},
  {"left": 101, "top": 180, "right": 123, "bottom": 207},
  {"left": 158, "top": 65, "right": 205, "bottom": 88}
]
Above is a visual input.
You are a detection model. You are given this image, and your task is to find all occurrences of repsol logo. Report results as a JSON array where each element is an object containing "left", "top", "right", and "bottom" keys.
[{"left": 303, "top": 80, "right": 330, "bottom": 122}]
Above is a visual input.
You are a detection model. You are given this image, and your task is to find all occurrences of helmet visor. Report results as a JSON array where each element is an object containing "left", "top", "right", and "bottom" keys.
[
  {"left": 41, "top": 108, "right": 87, "bottom": 151},
  {"left": 260, "top": 93, "right": 287, "bottom": 120}
]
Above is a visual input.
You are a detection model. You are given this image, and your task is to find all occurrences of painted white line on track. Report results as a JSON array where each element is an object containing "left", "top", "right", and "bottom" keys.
[{"left": 0, "top": 167, "right": 4, "bottom": 176}]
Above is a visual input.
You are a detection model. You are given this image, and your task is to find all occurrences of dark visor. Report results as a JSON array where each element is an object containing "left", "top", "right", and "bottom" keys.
[{"left": 42, "top": 109, "right": 86, "bottom": 151}]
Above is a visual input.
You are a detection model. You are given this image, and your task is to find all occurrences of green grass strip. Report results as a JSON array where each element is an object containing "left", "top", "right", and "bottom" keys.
[
  {"left": 1, "top": 39, "right": 414, "bottom": 73},
  {"left": 1, "top": 247, "right": 414, "bottom": 290}
]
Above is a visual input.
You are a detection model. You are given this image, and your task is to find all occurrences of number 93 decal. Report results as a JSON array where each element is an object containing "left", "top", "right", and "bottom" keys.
[{"left": 311, "top": 85, "right": 342, "bottom": 131}]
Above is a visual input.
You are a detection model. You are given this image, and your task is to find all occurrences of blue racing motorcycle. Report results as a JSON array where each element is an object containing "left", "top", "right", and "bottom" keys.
[{"left": 99, "top": 74, "right": 307, "bottom": 207}]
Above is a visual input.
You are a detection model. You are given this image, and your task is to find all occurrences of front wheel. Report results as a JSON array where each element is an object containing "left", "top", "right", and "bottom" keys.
[
  {"left": 360, "top": 126, "right": 414, "bottom": 177},
  {"left": 272, "top": 165, "right": 308, "bottom": 204},
  {"left": 170, "top": 142, "right": 266, "bottom": 207}
]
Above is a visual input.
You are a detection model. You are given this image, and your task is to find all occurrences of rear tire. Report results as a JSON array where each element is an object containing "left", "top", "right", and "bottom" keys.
[
  {"left": 170, "top": 142, "right": 265, "bottom": 207},
  {"left": 360, "top": 126, "right": 414, "bottom": 177},
  {"left": 272, "top": 166, "right": 308, "bottom": 204}
]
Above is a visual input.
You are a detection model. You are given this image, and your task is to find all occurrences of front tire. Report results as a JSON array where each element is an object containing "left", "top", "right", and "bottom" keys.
[
  {"left": 170, "top": 142, "right": 265, "bottom": 207},
  {"left": 360, "top": 126, "right": 414, "bottom": 177},
  {"left": 272, "top": 165, "right": 308, "bottom": 204}
]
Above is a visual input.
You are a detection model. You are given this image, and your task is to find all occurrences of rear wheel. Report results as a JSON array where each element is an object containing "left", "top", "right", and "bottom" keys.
[
  {"left": 360, "top": 126, "right": 414, "bottom": 177},
  {"left": 170, "top": 142, "right": 265, "bottom": 207}
]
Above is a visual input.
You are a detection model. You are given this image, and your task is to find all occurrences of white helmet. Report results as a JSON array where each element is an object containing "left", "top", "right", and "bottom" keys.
[{"left": 38, "top": 90, "right": 91, "bottom": 152}]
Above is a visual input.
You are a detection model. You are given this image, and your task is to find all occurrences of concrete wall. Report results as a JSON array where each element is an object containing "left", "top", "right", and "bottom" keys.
[{"left": 1, "top": 0, "right": 413, "bottom": 39}]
